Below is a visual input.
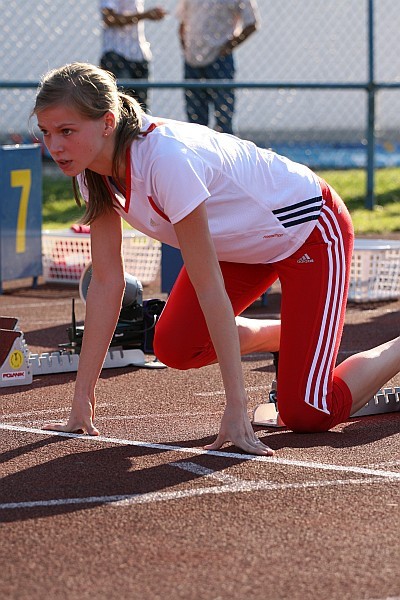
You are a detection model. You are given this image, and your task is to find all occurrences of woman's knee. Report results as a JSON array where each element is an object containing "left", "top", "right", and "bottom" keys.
[
  {"left": 153, "top": 328, "right": 215, "bottom": 370},
  {"left": 153, "top": 330, "right": 187, "bottom": 369},
  {"left": 278, "top": 398, "right": 334, "bottom": 433}
]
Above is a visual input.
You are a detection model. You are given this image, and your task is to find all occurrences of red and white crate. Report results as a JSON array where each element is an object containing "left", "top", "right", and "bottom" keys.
[
  {"left": 42, "top": 228, "right": 161, "bottom": 285},
  {"left": 349, "top": 238, "right": 400, "bottom": 302}
]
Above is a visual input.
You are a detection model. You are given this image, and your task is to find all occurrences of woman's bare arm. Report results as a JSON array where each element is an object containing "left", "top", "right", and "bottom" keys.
[
  {"left": 43, "top": 209, "right": 125, "bottom": 434},
  {"left": 173, "top": 202, "right": 274, "bottom": 456}
]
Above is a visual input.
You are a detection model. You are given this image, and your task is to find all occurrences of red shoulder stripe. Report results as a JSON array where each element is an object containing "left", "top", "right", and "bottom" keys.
[{"left": 147, "top": 195, "right": 170, "bottom": 222}]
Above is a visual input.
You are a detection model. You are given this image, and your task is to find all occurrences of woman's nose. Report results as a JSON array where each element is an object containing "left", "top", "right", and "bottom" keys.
[{"left": 48, "top": 136, "right": 63, "bottom": 154}]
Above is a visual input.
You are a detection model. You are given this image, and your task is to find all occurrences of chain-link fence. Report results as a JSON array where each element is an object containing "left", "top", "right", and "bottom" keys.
[{"left": 1, "top": 1, "right": 400, "bottom": 205}]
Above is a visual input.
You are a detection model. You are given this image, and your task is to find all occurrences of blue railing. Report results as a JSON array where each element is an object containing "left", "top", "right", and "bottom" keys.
[{"left": 2, "top": 1, "right": 399, "bottom": 209}]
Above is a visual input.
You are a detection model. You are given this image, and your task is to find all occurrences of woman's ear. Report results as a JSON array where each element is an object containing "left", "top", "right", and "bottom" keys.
[{"left": 103, "top": 111, "right": 116, "bottom": 136}]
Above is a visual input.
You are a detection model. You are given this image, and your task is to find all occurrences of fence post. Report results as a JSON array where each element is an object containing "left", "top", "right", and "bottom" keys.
[{"left": 366, "top": 0, "right": 375, "bottom": 210}]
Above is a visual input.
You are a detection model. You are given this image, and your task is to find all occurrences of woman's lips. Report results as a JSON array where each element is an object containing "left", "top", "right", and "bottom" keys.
[{"left": 57, "top": 159, "right": 73, "bottom": 171}]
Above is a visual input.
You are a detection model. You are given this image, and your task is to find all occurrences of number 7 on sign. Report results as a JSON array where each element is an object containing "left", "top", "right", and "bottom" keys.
[{"left": 11, "top": 169, "right": 31, "bottom": 254}]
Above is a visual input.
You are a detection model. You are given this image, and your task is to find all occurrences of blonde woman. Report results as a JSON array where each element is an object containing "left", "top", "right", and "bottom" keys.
[{"left": 33, "top": 63, "right": 400, "bottom": 456}]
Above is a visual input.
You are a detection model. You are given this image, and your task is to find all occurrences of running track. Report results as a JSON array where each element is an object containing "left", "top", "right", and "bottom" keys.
[{"left": 1, "top": 276, "right": 399, "bottom": 600}]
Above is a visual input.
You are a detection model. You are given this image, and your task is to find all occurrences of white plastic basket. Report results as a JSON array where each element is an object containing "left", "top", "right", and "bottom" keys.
[
  {"left": 42, "top": 229, "right": 161, "bottom": 285},
  {"left": 349, "top": 238, "right": 400, "bottom": 302}
]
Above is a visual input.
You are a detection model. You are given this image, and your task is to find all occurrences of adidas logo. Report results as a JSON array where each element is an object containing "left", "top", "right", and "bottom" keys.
[{"left": 297, "top": 253, "right": 314, "bottom": 264}]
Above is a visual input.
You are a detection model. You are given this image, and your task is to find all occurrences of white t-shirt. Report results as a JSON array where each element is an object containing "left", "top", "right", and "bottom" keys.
[
  {"left": 78, "top": 116, "right": 323, "bottom": 264},
  {"left": 100, "top": 0, "right": 151, "bottom": 62},
  {"left": 176, "top": 0, "right": 260, "bottom": 67}
]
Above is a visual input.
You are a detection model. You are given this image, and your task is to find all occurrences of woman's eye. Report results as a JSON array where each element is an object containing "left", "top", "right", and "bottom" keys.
[{"left": 62, "top": 129, "right": 72, "bottom": 136}]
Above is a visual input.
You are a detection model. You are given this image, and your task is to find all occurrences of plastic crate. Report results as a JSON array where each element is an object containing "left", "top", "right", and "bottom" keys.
[
  {"left": 349, "top": 239, "right": 400, "bottom": 302},
  {"left": 42, "top": 229, "right": 161, "bottom": 285}
]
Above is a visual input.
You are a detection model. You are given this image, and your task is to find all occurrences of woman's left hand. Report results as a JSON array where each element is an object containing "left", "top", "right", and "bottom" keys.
[{"left": 204, "top": 405, "right": 275, "bottom": 456}]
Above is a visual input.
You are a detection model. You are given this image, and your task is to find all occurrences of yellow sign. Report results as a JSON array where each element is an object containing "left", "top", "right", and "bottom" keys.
[{"left": 9, "top": 350, "right": 24, "bottom": 370}]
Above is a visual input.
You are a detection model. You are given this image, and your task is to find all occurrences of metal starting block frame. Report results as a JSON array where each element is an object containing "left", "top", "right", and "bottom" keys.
[
  {"left": 0, "top": 317, "right": 165, "bottom": 388},
  {"left": 252, "top": 387, "right": 400, "bottom": 428}
]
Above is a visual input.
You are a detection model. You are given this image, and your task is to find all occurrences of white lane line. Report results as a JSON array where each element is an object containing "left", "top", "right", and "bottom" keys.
[
  {"left": 1, "top": 423, "right": 400, "bottom": 480},
  {"left": 0, "top": 403, "right": 118, "bottom": 419},
  {"left": 22, "top": 413, "right": 222, "bottom": 426},
  {"left": 87, "top": 412, "right": 222, "bottom": 422},
  {"left": 1, "top": 409, "right": 72, "bottom": 419},
  {"left": 0, "top": 477, "right": 387, "bottom": 511},
  {"left": 195, "top": 385, "right": 268, "bottom": 397},
  {"left": 368, "top": 597, "right": 400, "bottom": 600},
  {"left": 367, "top": 460, "right": 400, "bottom": 468},
  {"left": 170, "top": 460, "right": 247, "bottom": 485},
  {"left": 1, "top": 409, "right": 215, "bottom": 421}
]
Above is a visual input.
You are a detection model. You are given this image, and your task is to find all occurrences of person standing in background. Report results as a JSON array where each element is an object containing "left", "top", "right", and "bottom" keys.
[
  {"left": 177, "top": 0, "right": 260, "bottom": 134},
  {"left": 100, "top": 0, "right": 167, "bottom": 111}
]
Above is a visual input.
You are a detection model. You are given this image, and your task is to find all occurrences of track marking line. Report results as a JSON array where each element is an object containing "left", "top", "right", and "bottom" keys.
[
  {"left": 0, "top": 403, "right": 118, "bottom": 419},
  {"left": 0, "top": 477, "right": 389, "bottom": 511},
  {"left": 3, "top": 411, "right": 222, "bottom": 428},
  {"left": 368, "top": 597, "right": 400, "bottom": 600},
  {"left": 170, "top": 460, "right": 248, "bottom": 485},
  {"left": 21, "top": 412, "right": 222, "bottom": 426},
  {"left": 195, "top": 385, "right": 268, "bottom": 397},
  {"left": 3, "top": 411, "right": 222, "bottom": 426},
  {"left": 367, "top": 459, "right": 400, "bottom": 468},
  {"left": 93, "top": 411, "right": 222, "bottom": 422},
  {"left": 1, "top": 423, "right": 400, "bottom": 480}
]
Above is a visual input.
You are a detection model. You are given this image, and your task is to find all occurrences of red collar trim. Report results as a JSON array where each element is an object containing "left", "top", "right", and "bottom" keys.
[
  {"left": 124, "top": 146, "right": 131, "bottom": 212},
  {"left": 101, "top": 148, "right": 131, "bottom": 214},
  {"left": 141, "top": 122, "right": 160, "bottom": 137},
  {"left": 102, "top": 123, "right": 161, "bottom": 214}
]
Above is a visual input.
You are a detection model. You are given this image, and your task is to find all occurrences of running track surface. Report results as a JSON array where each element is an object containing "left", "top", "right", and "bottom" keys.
[{"left": 1, "top": 274, "right": 399, "bottom": 600}]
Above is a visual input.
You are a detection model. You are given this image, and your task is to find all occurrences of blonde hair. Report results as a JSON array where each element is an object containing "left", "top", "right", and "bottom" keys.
[{"left": 32, "top": 62, "right": 143, "bottom": 224}]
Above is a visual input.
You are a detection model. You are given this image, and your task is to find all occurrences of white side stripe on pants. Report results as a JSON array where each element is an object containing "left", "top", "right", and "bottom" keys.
[{"left": 304, "top": 205, "right": 347, "bottom": 413}]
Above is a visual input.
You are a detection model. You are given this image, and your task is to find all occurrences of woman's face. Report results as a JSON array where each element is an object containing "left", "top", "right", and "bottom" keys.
[{"left": 36, "top": 104, "right": 114, "bottom": 177}]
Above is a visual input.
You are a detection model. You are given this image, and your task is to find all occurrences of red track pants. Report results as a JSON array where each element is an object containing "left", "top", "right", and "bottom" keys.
[{"left": 154, "top": 180, "right": 355, "bottom": 432}]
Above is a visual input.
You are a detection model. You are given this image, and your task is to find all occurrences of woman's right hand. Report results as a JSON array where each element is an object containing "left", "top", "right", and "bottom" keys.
[{"left": 204, "top": 404, "right": 275, "bottom": 456}]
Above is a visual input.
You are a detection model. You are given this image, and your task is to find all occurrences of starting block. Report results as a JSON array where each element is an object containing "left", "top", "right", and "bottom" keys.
[
  {"left": 0, "top": 317, "right": 32, "bottom": 387},
  {"left": 252, "top": 402, "right": 285, "bottom": 428},
  {"left": 0, "top": 317, "right": 165, "bottom": 388},
  {"left": 253, "top": 387, "right": 400, "bottom": 428}
]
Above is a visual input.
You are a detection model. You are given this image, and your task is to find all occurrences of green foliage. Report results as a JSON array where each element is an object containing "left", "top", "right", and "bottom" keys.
[
  {"left": 42, "top": 174, "right": 84, "bottom": 229},
  {"left": 42, "top": 168, "right": 400, "bottom": 233},
  {"left": 316, "top": 168, "right": 400, "bottom": 233}
]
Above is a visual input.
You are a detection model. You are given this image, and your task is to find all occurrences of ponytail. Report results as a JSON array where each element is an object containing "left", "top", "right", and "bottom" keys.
[{"left": 77, "top": 92, "right": 143, "bottom": 224}]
